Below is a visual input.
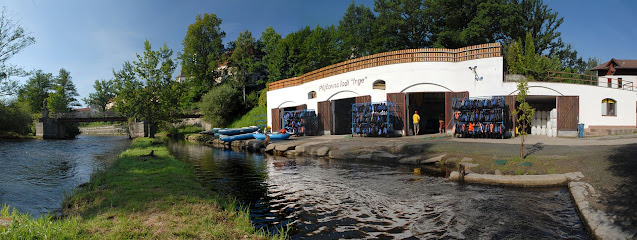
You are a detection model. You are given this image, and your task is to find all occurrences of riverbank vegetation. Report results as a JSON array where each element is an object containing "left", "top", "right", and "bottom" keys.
[{"left": 0, "top": 138, "right": 286, "bottom": 239}]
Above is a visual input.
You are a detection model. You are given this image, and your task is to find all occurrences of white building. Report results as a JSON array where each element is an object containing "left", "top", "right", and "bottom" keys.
[{"left": 267, "top": 43, "right": 636, "bottom": 137}]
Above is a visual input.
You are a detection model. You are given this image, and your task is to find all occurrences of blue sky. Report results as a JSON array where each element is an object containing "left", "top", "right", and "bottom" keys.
[{"left": 1, "top": 0, "right": 635, "bottom": 106}]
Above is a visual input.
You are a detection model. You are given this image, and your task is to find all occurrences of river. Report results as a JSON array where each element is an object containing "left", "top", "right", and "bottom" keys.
[
  {"left": 0, "top": 135, "right": 131, "bottom": 217},
  {"left": 167, "top": 141, "right": 589, "bottom": 239}
]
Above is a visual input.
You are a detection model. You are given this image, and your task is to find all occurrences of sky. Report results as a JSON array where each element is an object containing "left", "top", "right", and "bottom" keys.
[{"left": 1, "top": 0, "right": 635, "bottom": 107}]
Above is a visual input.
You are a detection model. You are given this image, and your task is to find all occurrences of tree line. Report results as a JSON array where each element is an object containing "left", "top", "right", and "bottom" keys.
[{"left": 1, "top": 0, "right": 600, "bottom": 137}]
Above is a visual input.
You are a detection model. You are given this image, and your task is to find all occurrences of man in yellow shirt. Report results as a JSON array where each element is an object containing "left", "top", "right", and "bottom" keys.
[{"left": 412, "top": 111, "right": 420, "bottom": 135}]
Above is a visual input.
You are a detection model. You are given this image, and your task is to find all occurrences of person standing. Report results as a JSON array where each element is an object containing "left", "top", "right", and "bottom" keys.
[
  {"left": 412, "top": 111, "right": 420, "bottom": 135},
  {"left": 439, "top": 114, "right": 445, "bottom": 134}
]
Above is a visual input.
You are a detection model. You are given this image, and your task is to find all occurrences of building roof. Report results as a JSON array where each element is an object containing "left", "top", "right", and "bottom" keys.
[
  {"left": 591, "top": 58, "right": 637, "bottom": 71},
  {"left": 75, "top": 107, "right": 91, "bottom": 112}
]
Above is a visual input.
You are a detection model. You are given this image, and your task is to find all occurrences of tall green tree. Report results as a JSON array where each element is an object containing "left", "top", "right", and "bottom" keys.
[
  {"left": 305, "top": 25, "right": 344, "bottom": 71},
  {"left": 258, "top": 26, "right": 282, "bottom": 82},
  {"left": 0, "top": 7, "right": 35, "bottom": 97},
  {"left": 338, "top": 2, "right": 376, "bottom": 58},
  {"left": 114, "top": 40, "right": 181, "bottom": 138},
  {"left": 373, "top": 0, "right": 432, "bottom": 51},
  {"left": 47, "top": 68, "right": 80, "bottom": 113},
  {"left": 179, "top": 13, "right": 226, "bottom": 105},
  {"left": 17, "top": 70, "right": 52, "bottom": 114},
  {"left": 83, "top": 79, "right": 116, "bottom": 111},
  {"left": 229, "top": 30, "right": 261, "bottom": 103}
]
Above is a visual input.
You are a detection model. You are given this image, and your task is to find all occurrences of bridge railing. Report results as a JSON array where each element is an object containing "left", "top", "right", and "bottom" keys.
[{"left": 51, "top": 111, "right": 125, "bottom": 119}]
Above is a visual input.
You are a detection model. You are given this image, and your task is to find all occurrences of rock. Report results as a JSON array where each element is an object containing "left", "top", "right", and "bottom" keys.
[
  {"left": 246, "top": 140, "right": 263, "bottom": 151},
  {"left": 460, "top": 157, "right": 473, "bottom": 162},
  {"left": 371, "top": 151, "right": 398, "bottom": 161},
  {"left": 328, "top": 149, "right": 357, "bottom": 159},
  {"left": 316, "top": 147, "right": 330, "bottom": 157},
  {"left": 285, "top": 150, "right": 298, "bottom": 157},
  {"left": 265, "top": 144, "right": 276, "bottom": 153},
  {"left": 295, "top": 145, "right": 306, "bottom": 154},
  {"left": 275, "top": 144, "right": 296, "bottom": 152},
  {"left": 399, "top": 155, "right": 420, "bottom": 164},
  {"left": 460, "top": 162, "right": 479, "bottom": 170},
  {"left": 494, "top": 169, "right": 502, "bottom": 175},
  {"left": 357, "top": 154, "right": 373, "bottom": 161},
  {"left": 421, "top": 154, "right": 446, "bottom": 164}
]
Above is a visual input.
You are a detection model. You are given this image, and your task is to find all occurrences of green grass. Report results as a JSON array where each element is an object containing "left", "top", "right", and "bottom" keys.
[
  {"left": 0, "top": 138, "right": 287, "bottom": 239},
  {"left": 227, "top": 106, "right": 266, "bottom": 128}
]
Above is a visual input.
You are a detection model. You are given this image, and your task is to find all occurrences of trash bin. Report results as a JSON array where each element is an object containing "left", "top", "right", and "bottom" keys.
[{"left": 577, "top": 123, "right": 585, "bottom": 138}]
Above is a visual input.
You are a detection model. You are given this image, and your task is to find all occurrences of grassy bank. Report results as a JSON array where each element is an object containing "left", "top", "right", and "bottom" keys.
[
  {"left": 0, "top": 138, "right": 286, "bottom": 239},
  {"left": 228, "top": 106, "right": 266, "bottom": 128}
]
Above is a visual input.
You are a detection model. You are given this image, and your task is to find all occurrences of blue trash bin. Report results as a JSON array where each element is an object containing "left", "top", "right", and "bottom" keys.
[{"left": 577, "top": 124, "right": 585, "bottom": 138}]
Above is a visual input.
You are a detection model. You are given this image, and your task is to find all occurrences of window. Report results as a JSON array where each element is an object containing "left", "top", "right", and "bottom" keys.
[
  {"left": 373, "top": 80, "right": 386, "bottom": 90},
  {"left": 308, "top": 91, "right": 317, "bottom": 99},
  {"left": 602, "top": 98, "right": 616, "bottom": 116},
  {"left": 618, "top": 78, "right": 623, "bottom": 89},
  {"left": 607, "top": 78, "right": 612, "bottom": 88}
]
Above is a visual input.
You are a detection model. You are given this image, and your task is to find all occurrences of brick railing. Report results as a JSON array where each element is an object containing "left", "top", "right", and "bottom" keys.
[{"left": 269, "top": 43, "right": 502, "bottom": 90}]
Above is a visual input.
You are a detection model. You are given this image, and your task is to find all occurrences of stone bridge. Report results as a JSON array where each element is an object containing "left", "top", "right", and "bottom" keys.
[{"left": 36, "top": 110, "right": 202, "bottom": 139}]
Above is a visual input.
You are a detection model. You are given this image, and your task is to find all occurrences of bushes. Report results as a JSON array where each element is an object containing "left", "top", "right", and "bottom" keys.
[
  {"left": 198, "top": 84, "right": 243, "bottom": 127},
  {"left": 0, "top": 100, "right": 33, "bottom": 136}
]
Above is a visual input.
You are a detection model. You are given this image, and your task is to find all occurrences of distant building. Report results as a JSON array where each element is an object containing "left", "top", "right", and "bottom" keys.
[{"left": 591, "top": 58, "right": 637, "bottom": 90}]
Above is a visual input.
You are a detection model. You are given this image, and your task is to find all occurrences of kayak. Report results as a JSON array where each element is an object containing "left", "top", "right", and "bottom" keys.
[
  {"left": 252, "top": 133, "right": 291, "bottom": 141},
  {"left": 200, "top": 128, "right": 223, "bottom": 135},
  {"left": 218, "top": 126, "right": 260, "bottom": 135},
  {"left": 220, "top": 133, "right": 256, "bottom": 142}
]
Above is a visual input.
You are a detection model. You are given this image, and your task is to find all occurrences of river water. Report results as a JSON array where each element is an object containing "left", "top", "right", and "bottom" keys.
[
  {"left": 167, "top": 141, "right": 589, "bottom": 239},
  {"left": 0, "top": 135, "right": 131, "bottom": 217}
]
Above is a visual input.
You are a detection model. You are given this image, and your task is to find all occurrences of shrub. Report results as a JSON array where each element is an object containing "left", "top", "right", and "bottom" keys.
[{"left": 198, "top": 84, "right": 242, "bottom": 127}]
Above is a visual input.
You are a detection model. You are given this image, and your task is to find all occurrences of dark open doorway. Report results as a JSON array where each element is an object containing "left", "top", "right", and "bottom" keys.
[
  {"left": 407, "top": 92, "right": 446, "bottom": 135},
  {"left": 331, "top": 98, "right": 356, "bottom": 135}
]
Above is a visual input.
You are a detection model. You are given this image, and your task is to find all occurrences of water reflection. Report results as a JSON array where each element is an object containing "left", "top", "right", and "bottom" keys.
[
  {"left": 168, "top": 141, "right": 588, "bottom": 239},
  {"left": 0, "top": 135, "right": 131, "bottom": 217}
]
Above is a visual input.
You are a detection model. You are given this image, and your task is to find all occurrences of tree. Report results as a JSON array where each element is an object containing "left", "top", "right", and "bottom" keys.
[
  {"left": 338, "top": 2, "right": 376, "bottom": 58},
  {"left": 17, "top": 70, "right": 52, "bottom": 114},
  {"left": 505, "top": 32, "right": 561, "bottom": 81},
  {"left": 513, "top": 78, "right": 535, "bottom": 159},
  {"left": 198, "top": 84, "right": 241, "bottom": 127},
  {"left": 0, "top": 7, "right": 35, "bottom": 97},
  {"left": 179, "top": 13, "right": 226, "bottom": 104},
  {"left": 229, "top": 30, "right": 261, "bottom": 103},
  {"left": 47, "top": 68, "right": 80, "bottom": 113},
  {"left": 83, "top": 79, "right": 116, "bottom": 111},
  {"left": 305, "top": 25, "right": 344, "bottom": 70},
  {"left": 258, "top": 26, "right": 282, "bottom": 82},
  {"left": 373, "top": 0, "right": 432, "bottom": 51},
  {"left": 114, "top": 40, "right": 181, "bottom": 138}
]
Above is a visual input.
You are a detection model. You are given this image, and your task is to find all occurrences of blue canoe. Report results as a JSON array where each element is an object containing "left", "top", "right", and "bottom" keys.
[
  {"left": 252, "top": 133, "right": 291, "bottom": 141},
  {"left": 200, "top": 128, "right": 224, "bottom": 135},
  {"left": 220, "top": 133, "right": 256, "bottom": 142},
  {"left": 218, "top": 126, "right": 260, "bottom": 136}
]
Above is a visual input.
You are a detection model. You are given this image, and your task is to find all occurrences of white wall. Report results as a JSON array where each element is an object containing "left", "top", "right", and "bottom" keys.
[
  {"left": 597, "top": 75, "right": 637, "bottom": 90},
  {"left": 267, "top": 56, "right": 636, "bottom": 129}
]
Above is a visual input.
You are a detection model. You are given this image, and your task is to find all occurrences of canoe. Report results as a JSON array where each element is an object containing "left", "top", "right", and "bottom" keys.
[
  {"left": 200, "top": 128, "right": 223, "bottom": 135},
  {"left": 217, "top": 126, "right": 259, "bottom": 136},
  {"left": 252, "top": 133, "right": 291, "bottom": 141},
  {"left": 220, "top": 133, "right": 256, "bottom": 142}
]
